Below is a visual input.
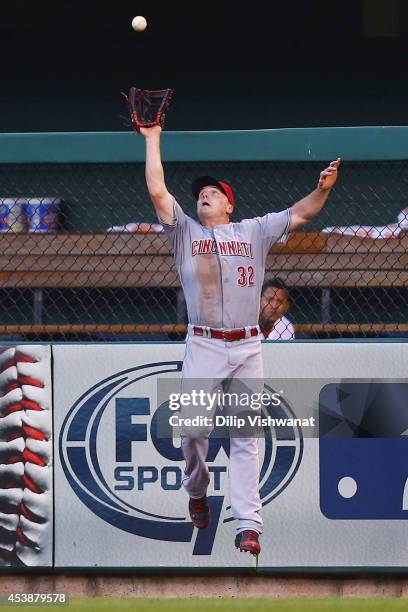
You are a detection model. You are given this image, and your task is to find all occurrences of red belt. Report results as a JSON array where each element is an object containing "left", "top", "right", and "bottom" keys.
[{"left": 193, "top": 326, "right": 259, "bottom": 342}]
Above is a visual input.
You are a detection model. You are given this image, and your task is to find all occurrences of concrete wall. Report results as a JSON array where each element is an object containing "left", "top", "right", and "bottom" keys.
[{"left": 0, "top": 574, "right": 408, "bottom": 598}]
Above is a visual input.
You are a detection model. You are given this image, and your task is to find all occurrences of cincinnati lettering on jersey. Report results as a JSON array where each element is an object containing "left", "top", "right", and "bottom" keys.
[{"left": 191, "top": 239, "right": 253, "bottom": 258}]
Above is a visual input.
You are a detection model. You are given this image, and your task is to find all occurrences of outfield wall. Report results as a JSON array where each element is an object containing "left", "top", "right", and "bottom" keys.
[{"left": 0, "top": 341, "right": 407, "bottom": 570}]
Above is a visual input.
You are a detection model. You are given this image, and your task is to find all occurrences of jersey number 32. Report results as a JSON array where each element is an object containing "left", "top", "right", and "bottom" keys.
[{"left": 237, "top": 265, "right": 255, "bottom": 287}]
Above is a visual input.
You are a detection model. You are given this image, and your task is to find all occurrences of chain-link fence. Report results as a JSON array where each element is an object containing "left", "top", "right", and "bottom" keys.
[{"left": 0, "top": 131, "right": 407, "bottom": 341}]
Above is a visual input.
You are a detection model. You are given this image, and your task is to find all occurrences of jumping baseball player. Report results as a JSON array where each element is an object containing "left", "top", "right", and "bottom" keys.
[{"left": 140, "top": 124, "right": 340, "bottom": 556}]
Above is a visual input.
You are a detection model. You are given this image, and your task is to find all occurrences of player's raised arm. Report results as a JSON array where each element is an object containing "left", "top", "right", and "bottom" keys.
[
  {"left": 288, "top": 158, "right": 341, "bottom": 231},
  {"left": 140, "top": 125, "right": 174, "bottom": 225}
]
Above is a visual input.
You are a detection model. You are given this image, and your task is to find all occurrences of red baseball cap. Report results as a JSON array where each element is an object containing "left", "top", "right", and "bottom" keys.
[{"left": 192, "top": 176, "right": 235, "bottom": 207}]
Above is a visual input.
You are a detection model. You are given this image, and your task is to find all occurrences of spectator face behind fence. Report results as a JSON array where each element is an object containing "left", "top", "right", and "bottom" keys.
[{"left": 259, "top": 281, "right": 291, "bottom": 328}]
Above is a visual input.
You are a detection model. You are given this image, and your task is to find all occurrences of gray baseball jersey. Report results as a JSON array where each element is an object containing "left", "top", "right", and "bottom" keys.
[{"left": 161, "top": 197, "right": 291, "bottom": 329}]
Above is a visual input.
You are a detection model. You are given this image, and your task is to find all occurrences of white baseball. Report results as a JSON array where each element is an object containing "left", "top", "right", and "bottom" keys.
[
  {"left": 0, "top": 344, "right": 53, "bottom": 566},
  {"left": 132, "top": 16, "right": 147, "bottom": 32}
]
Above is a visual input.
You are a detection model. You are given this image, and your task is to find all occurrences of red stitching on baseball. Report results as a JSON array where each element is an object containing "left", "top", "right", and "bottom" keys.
[
  {"left": 17, "top": 377, "right": 44, "bottom": 389},
  {"left": 4, "top": 383, "right": 19, "bottom": 394},
  {"left": 19, "top": 501, "right": 34, "bottom": 521},
  {"left": 0, "top": 354, "right": 48, "bottom": 541},
  {"left": 2, "top": 403, "right": 23, "bottom": 417},
  {"left": 15, "top": 356, "right": 36, "bottom": 364},
  {"left": 19, "top": 501, "right": 45, "bottom": 524},
  {"left": 21, "top": 399, "right": 42, "bottom": 412},
  {"left": 22, "top": 447, "right": 46, "bottom": 467},
  {"left": 22, "top": 474, "right": 42, "bottom": 494},
  {"left": 16, "top": 526, "right": 37, "bottom": 548},
  {"left": 22, "top": 425, "right": 46, "bottom": 441}
]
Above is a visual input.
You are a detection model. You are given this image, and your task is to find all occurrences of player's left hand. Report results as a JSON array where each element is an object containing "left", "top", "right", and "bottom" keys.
[{"left": 318, "top": 158, "right": 341, "bottom": 191}]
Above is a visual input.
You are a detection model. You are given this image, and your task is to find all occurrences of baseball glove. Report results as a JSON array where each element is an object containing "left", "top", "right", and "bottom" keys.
[{"left": 122, "top": 87, "right": 174, "bottom": 132}]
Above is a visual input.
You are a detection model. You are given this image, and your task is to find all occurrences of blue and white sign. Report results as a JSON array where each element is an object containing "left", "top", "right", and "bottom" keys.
[
  {"left": 54, "top": 344, "right": 303, "bottom": 567},
  {"left": 319, "top": 382, "right": 408, "bottom": 520},
  {"left": 53, "top": 342, "right": 408, "bottom": 568}
]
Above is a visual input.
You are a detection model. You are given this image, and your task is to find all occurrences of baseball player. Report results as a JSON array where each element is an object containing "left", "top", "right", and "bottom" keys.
[
  {"left": 259, "top": 277, "right": 295, "bottom": 340},
  {"left": 140, "top": 124, "right": 340, "bottom": 556}
]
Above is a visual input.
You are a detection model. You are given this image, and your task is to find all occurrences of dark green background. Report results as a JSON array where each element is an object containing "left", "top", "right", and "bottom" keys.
[{"left": 1, "top": 0, "right": 408, "bottom": 132}]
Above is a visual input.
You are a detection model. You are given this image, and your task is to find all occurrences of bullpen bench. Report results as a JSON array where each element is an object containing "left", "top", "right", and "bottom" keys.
[{"left": 0, "top": 232, "right": 406, "bottom": 336}]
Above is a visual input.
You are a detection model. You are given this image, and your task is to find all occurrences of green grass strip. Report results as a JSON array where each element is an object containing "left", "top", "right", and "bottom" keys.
[{"left": 5, "top": 597, "right": 408, "bottom": 612}]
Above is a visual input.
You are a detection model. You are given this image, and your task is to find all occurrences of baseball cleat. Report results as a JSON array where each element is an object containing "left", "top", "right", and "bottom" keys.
[
  {"left": 189, "top": 495, "right": 211, "bottom": 529},
  {"left": 234, "top": 530, "right": 261, "bottom": 556}
]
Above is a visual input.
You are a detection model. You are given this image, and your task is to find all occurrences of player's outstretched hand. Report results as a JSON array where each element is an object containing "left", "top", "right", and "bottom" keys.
[
  {"left": 139, "top": 125, "right": 162, "bottom": 138},
  {"left": 318, "top": 158, "right": 341, "bottom": 191}
]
